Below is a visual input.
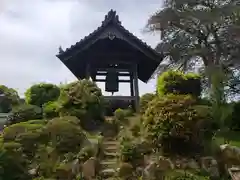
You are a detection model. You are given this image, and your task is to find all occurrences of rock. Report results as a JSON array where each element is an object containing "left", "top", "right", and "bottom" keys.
[
  {"left": 201, "top": 157, "right": 219, "bottom": 178},
  {"left": 220, "top": 144, "right": 240, "bottom": 164},
  {"left": 157, "top": 156, "right": 174, "bottom": 171},
  {"left": 187, "top": 159, "right": 199, "bottom": 169},
  {"left": 144, "top": 161, "right": 165, "bottom": 180},
  {"left": 71, "top": 159, "right": 80, "bottom": 175},
  {"left": 144, "top": 161, "right": 158, "bottom": 179},
  {"left": 82, "top": 157, "right": 96, "bottom": 179},
  {"left": 118, "top": 163, "right": 134, "bottom": 178},
  {"left": 28, "top": 168, "right": 37, "bottom": 175}
]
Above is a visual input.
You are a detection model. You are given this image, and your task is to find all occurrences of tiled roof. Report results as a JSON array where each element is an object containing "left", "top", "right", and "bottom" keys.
[{"left": 57, "top": 9, "right": 161, "bottom": 60}]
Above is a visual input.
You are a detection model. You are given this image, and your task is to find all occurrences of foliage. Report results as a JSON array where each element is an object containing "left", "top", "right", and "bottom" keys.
[
  {"left": 147, "top": 0, "right": 240, "bottom": 100},
  {"left": 140, "top": 93, "right": 156, "bottom": 114},
  {"left": 57, "top": 80, "right": 104, "bottom": 129},
  {"left": 104, "top": 99, "right": 132, "bottom": 116},
  {"left": 0, "top": 145, "right": 32, "bottom": 180},
  {"left": 44, "top": 116, "right": 87, "bottom": 154},
  {"left": 114, "top": 108, "right": 127, "bottom": 121},
  {"left": 120, "top": 137, "right": 152, "bottom": 167},
  {"left": 143, "top": 94, "right": 213, "bottom": 155},
  {"left": 25, "top": 83, "right": 60, "bottom": 107},
  {"left": 130, "top": 124, "right": 141, "bottom": 137},
  {"left": 5, "top": 104, "right": 42, "bottom": 126},
  {"left": 147, "top": 0, "right": 240, "bottom": 70},
  {"left": 102, "top": 118, "right": 120, "bottom": 137},
  {"left": 0, "top": 85, "right": 20, "bottom": 113},
  {"left": 157, "top": 70, "right": 201, "bottom": 97},
  {"left": 42, "top": 101, "right": 60, "bottom": 119},
  {"left": 1, "top": 116, "right": 88, "bottom": 179}
]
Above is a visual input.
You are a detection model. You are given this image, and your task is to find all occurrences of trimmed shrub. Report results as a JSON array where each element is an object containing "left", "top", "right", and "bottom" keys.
[
  {"left": 44, "top": 116, "right": 87, "bottom": 154},
  {"left": 140, "top": 93, "right": 155, "bottom": 114},
  {"left": 143, "top": 94, "right": 213, "bottom": 155},
  {"left": 42, "top": 101, "right": 60, "bottom": 119},
  {"left": 157, "top": 70, "right": 201, "bottom": 97},
  {"left": 5, "top": 104, "right": 42, "bottom": 126},
  {"left": 25, "top": 83, "right": 60, "bottom": 107},
  {"left": 58, "top": 80, "right": 104, "bottom": 130}
]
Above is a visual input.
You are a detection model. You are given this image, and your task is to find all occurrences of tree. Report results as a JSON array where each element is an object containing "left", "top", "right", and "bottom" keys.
[
  {"left": 25, "top": 83, "right": 60, "bottom": 107},
  {"left": 147, "top": 0, "right": 240, "bottom": 72},
  {"left": 0, "top": 85, "right": 20, "bottom": 113},
  {"left": 147, "top": 0, "right": 240, "bottom": 131}
]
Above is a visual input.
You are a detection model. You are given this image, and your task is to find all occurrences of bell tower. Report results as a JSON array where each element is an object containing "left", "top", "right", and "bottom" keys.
[{"left": 56, "top": 10, "right": 163, "bottom": 112}]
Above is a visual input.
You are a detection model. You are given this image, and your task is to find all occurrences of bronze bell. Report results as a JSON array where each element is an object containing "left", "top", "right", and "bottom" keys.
[{"left": 105, "top": 71, "right": 119, "bottom": 94}]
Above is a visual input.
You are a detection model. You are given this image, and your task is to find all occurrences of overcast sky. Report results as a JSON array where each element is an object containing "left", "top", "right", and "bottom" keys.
[{"left": 0, "top": 0, "right": 161, "bottom": 97}]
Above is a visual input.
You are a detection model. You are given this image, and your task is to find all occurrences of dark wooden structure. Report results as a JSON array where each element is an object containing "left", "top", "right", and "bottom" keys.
[{"left": 56, "top": 10, "right": 162, "bottom": 112}]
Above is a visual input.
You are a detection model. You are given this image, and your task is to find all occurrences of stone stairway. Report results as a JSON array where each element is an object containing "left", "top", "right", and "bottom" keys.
[{"left": 99, "top": 137, "right": 119, "bottom": 179}]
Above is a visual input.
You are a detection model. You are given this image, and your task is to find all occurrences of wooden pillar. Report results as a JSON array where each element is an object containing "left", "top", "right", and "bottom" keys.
[
  {"left": 133, "top": 65, "right": 139, "bottom": 113},
  {"left": 130, "top": 73, "right": 135, "bottom": 110}
]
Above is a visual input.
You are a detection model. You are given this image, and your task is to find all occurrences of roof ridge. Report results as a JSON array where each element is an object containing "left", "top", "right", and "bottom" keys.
[{"left": 102, "top": 9, "right": 121, "bottom": 25}]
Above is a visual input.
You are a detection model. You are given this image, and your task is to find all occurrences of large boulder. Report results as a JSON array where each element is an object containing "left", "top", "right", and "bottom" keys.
[{"left": 220, "top": 144, "right": 240, "bottom": 165}]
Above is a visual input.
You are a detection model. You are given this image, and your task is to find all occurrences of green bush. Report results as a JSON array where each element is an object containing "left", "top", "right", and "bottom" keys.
[
  {"left": 130, "top": 124, "right": 141, "bottom": 137},
  {"left": 120, "top": 137, "right": 152, "bottom": 167},
  {"left": 143, "top": 94, "right": 213, "bottom": 155},
  {"left": 5, "top": 104, "right": 42, "bottom": 125},
  {"left": 43, "top": 101, "right": 60, "bottom": 119},
  {"left": 140, "top": 93, "right": 155, "bottom": 114},
  {"left": 44, "top": 116, "right": 87, "bottom": 154},
  {"left": 0, "top": 146, "right": 32, "bottom": 180},
  {"left": 2, "top": 120, "right": 46, "bottom": 159},
  {"left": 25, "top": 83, "right": 60, "bottom": 107},
  {"left": 114, "top": 108, "right": 126, "bottom": 121},
  {"left": 0, "top": 85, "right": 20, "bottom": 113},
  {"left": 58, "top": 80, "right": 104, "bottom": 130},
  {"left": 157, "top": 70, "right": 201, "bottom": 97}
]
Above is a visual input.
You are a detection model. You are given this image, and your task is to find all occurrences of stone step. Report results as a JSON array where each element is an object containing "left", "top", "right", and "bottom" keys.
[
  {"left": 104, "top": 153, "right": 118, "bottom": 159},
  {"left": 104, "top": 146, "right": 118, "bottom": 153},
  {"left": 103, "top": 140, "right": 119, "bottom": 146},
  {"left": 100, "top": 160, "right": 117, "bottom": 169},
  {"left": 100, "top": 168, "right": 116, "bottom": 179}
]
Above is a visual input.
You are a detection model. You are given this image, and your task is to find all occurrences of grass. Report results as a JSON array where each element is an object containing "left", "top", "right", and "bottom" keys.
[{"left": 215, "top": 131, "right": 240, "bottom": 147}]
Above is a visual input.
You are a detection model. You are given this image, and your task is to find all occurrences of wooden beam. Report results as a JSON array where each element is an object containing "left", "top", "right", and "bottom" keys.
[
  {"left": 96, "top": 72, "right": 130, "bottom": 76},
  {"left": 95, "top": 79, "right": 130, "bottom": 83},
  {"left": 104, "top": 96, "right": 135, "bottom": 101},
  {"left": 96, "top": 68, "right": 130, "bottom": 73}
]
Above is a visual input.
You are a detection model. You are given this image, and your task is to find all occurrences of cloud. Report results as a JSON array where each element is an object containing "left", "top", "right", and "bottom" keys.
[{"left": 0, "top": 0, "right": 161, "bottom": 97}]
